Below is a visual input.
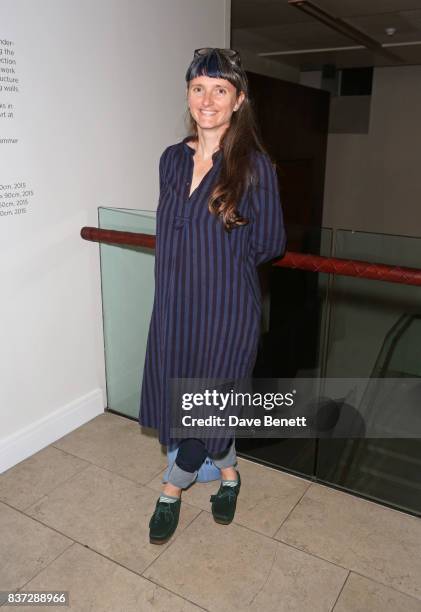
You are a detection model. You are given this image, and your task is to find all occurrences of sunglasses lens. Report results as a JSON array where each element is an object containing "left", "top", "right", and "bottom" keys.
[
  {"left": 194, "top": 48, "right": 211, "bottom": 56},
  {"left": 194, "top": 48, "right": 239, "bottom": 61}
]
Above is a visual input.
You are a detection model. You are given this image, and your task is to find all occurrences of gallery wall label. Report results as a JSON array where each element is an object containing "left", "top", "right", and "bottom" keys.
[
  {"left": 1, "top": 37, "right": 35, "bottom": 219},
  {"left": 0, "top": 38, "right": 18, "bottom": 124}
]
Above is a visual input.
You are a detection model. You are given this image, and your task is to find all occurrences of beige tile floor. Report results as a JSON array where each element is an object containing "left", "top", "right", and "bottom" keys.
[{"left": 1, "top": 412, "right": 420, "bottom": 612}]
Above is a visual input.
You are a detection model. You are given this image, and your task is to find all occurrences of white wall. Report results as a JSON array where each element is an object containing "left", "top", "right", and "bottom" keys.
[
  {"left": 322, "top": 65, "right": 421, "bottom": 238},
  {"left": 0, "top": 0, "right": 229, "bottom": 472}
]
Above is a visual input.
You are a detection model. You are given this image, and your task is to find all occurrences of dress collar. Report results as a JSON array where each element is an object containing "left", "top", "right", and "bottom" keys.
[{"left": 182, "top": 137, "right": 222, "bottom": 162}]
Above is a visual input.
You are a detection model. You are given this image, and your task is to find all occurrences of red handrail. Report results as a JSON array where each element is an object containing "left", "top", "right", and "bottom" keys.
[{"left": 80, "top": 227, "right": 421, "bottom": 287}]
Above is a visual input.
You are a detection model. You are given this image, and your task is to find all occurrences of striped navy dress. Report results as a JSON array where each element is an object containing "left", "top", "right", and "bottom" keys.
[{"left": 138, "top": 137, "right": 286, "bottom": 454}]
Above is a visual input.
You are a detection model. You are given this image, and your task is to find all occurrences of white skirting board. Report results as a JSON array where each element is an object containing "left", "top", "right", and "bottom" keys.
[{"left": 0, "top": 389, "right": 105, "bottom": 474}]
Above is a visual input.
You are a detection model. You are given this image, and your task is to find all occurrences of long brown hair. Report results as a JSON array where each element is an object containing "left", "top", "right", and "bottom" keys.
[{"left": 185, "top": 48, "right": 268, "bottom": 232}]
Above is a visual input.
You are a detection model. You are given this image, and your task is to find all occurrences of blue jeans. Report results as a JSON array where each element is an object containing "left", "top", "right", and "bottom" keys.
[{"left": 167, "top": 438, "right": 236, "bottom": 489}]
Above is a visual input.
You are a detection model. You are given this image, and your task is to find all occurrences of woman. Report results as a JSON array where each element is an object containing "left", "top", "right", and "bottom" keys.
[{"left": 138, "top": 48, "right": 286, "bottom": 544}]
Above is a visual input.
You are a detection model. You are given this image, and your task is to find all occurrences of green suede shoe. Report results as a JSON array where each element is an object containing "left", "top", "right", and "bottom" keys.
[
  {"left": 149, "top": 497, "right": 181, "bottom": 544},
  {"left": 210, "top": 471, "right": 241, "bottom": 524}
]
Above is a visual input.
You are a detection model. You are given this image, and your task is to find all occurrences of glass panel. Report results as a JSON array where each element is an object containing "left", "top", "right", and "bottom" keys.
[
  {"left": 98, "top": 206, "right": 156, "bottom": 419},
  {"left": 236, "top": 225, "right": 333, "bottom": 478},
  {"left": 317, "top": 229, "right": 421, "bottom": 516}
]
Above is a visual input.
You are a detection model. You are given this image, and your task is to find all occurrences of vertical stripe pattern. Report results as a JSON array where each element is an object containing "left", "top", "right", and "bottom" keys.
[{"left": 138, "top": 138, "right": 286, "bottom": 454}]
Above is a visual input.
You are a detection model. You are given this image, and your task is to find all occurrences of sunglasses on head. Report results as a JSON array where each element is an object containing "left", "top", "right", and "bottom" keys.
[{"left": 193, "top": 48, "right": 241, "bottom": 64}]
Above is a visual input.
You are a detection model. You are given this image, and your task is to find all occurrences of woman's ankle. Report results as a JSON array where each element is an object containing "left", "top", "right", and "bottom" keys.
[
  {"left": 162, "top": 482, "right": 182, "bottom": 498},
  {"left": 220, "top": 466, "right": 238, "bottom": 481}
]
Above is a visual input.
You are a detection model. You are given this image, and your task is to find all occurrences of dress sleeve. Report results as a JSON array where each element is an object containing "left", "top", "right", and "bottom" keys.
[
  {"left": 158, "top": 146, "right": 170, "bottom": 192},
  {"left": 249, "top": 152, "right": 287, "bottom": 266},
  {"left": 156, "top": 147, "right": 171, "bottom": 236}
]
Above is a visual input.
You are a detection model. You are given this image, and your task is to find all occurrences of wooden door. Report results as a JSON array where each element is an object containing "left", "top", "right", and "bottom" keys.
[{"left": 246, "top": 70, "right": 330, "bottom": 236}]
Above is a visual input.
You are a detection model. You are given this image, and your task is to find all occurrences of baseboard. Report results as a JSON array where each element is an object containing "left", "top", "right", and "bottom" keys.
[{"left": 0, "top": 388, "right": 105, "bottom": 474}]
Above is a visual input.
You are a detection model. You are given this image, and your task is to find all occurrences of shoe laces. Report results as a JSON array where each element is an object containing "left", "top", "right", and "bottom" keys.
[
  {"left": 211, "top": 485, "right": 237, "bottom": 503},
  {"left": 151, "top": 501, "right": 174, "bottom": 524}
]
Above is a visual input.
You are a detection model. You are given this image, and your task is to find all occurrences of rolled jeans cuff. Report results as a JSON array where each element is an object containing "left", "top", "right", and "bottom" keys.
[
  {"left": 166, "top": 440, "right": 237, "bottom": 488},
  {"left": 211, "top": 440, "right": 237, "bottom": 469},
  {"left": 166, "top": 462, "right": 198, "bottom": 489}
]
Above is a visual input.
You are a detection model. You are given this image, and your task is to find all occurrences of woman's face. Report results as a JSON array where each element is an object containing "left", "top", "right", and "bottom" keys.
[{"left": 187, "top": 75, "right": 245, "bottom": 133}]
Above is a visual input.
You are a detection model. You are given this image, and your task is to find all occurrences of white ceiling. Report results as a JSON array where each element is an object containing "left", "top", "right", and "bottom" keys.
[{"left": 231, "top": 0, "right": 421, "bottom": 69}]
